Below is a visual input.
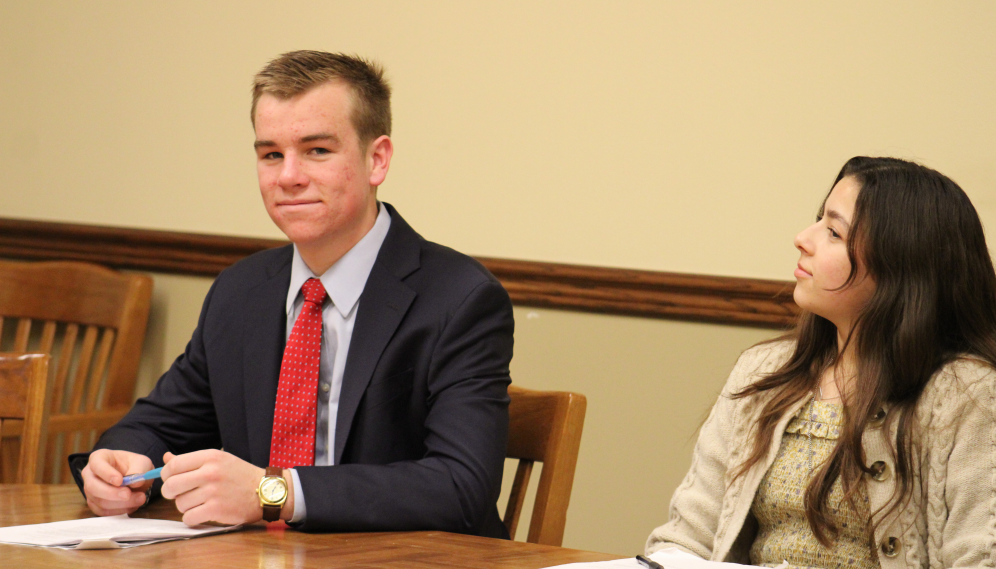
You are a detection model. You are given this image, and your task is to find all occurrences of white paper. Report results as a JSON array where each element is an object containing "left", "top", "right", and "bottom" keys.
[
  {"left": 648, "top": 547, "right": 763, "bottom": 568},
  {"left": 539, "top": 559, "right": 643, "bottom": 569},
  {"left": 541, "top": 546, "right": 784, "bottom": 569},
  {"left": 0, "top": 514, "right": 241, "bottom": 549}
]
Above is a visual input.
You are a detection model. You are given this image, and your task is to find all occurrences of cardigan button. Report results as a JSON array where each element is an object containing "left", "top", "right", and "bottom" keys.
[
  {"left": 881, "top": 537, "right": 900, "bottom": 557},
  {"left": 869, "top": 461, "right": 890, "bottom": 481}
]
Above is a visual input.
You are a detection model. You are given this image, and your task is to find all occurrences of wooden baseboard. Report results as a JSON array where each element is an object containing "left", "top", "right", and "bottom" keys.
[{"left": 0, "top": 217, "right": 798, "bottom": 328}]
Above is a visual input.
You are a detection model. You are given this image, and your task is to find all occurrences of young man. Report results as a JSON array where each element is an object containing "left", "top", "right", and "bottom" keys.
[{"left": 73, "top": 51, "right": 514, "bottom": 538}]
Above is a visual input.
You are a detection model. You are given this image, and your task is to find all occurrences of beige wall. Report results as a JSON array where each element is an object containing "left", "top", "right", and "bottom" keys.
[
  {"left": 2, "top": 1, "right": 994, "bottom": 280},
  {"left": 4, "top": 0, "right": 995, "bottom": 557}
]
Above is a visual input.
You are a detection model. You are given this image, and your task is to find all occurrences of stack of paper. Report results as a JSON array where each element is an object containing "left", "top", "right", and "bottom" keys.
[
  {"left": 542, "top": 547, "right": 785, "bottom": 568},
  {"left": 0, "top": 514, "right": 241, "bottom": 549}
]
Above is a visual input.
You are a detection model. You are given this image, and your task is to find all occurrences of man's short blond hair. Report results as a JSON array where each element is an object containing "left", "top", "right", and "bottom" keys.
[{"left": 251, "top": 50, "right": 391, "bottom": 144}]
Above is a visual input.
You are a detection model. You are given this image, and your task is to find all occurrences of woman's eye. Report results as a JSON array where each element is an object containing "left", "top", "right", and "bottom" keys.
[{"left": 829, "top": 227, "right": 841, "bottom": 239}]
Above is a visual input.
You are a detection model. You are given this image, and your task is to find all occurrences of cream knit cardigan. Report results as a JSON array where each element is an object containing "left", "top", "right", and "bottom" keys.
[{"left": 646, "top": 341, "right": 996, "bottom": 568}]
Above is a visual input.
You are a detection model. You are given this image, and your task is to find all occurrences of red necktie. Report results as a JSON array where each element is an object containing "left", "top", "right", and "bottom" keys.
[{"left": 270, "top": 278, "right": 327, "bottom": 468}]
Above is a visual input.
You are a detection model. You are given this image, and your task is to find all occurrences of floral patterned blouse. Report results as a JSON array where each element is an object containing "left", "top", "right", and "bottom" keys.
[{"left": 749, "top": 398, "right": 878, "bottom": 569}]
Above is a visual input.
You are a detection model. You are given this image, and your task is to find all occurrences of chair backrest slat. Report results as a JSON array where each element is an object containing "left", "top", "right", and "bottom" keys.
[
  {"left": 65, "top": 429, "right": 83, "bottom": 467},
  {"left": 44, "top": 427, "right": 61, "bottom": 483},
  {"left": 503, "top": 459, "right": 534, "bottom": 541},
  {"left": 13, "top": 318, "right": 32, "bottom": 352},
  {"left": 66, "top": 325, "right": 99, "bottom": 414},
  {"left": 50, "top": 323, "right": 79, "bottom": 414},
  {"left": 38, "top": 321, "right": 58, "bottom": 354},
  {"left": 46, "top": 324, "right": 78, "bottom": 483},
  {"left": 84, "top": 329, "right": 116, "bottom": 412}
]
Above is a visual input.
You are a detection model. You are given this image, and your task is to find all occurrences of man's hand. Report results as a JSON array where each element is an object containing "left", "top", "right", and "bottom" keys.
[
  {"left": 161, "top": 450, "right": 294, "bottom": 526},
  {"left": 81, "top": 449, "right": 155, "bottom": 516}
]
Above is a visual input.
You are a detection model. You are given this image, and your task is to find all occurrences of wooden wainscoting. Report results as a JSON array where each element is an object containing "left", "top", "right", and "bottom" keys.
[{"left": 0, "top": 217, "right": 798, "bottom": 328}]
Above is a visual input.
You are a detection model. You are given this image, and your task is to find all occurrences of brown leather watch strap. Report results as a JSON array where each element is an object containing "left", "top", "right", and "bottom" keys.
[{"left": 262, "top": 504, "right": 280, "bottom": 522}]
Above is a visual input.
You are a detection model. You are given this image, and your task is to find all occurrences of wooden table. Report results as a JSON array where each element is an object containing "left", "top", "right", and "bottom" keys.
[{"left": 0, "top": 485, "right": 619, "bottom": 568}]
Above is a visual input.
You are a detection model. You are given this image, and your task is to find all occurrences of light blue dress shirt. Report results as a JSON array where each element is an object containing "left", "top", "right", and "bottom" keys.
[{"left": 284, "top": 203, "right": 391, "bottom": 523}]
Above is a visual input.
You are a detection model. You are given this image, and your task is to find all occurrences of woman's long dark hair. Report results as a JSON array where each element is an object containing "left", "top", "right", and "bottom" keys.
[{"left": 733, "top": 156, "right": 996, "bottom": 546}]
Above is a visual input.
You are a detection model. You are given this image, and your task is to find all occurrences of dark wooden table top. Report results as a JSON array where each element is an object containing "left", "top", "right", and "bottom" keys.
[{"left": 0, "top": 485, "right": 619, "bottom": 568}]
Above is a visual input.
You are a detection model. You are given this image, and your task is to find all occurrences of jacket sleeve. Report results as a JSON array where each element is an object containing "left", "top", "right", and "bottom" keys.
[
  {"left": 294, "top": 279, "right": 513, "bottom": 536},
  {"left": 931, "top": 361, "right": 996, "bottom": 567}
]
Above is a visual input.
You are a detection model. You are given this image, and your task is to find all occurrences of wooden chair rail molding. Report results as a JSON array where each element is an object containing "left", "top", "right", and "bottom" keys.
[{"left": 0, "top": 217, "right": 799, "bottom": 328}]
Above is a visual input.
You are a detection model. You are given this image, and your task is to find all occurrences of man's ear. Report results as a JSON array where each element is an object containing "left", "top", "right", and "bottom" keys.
[{"left": 367, "top": 135, "right": 393, "bottom": 187}]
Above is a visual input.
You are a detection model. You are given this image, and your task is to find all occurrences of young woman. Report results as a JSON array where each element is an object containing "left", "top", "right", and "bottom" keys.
[{"left": 646, "top": 157, "right": 996, "bottom": 568}]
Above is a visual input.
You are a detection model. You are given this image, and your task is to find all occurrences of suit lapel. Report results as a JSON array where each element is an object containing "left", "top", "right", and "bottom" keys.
[
  {"left": 243, "top": 247, "right": 293, "bottom": 466},
  {"left": 334, "top": 204, "right": 420, "bottom": 463}
]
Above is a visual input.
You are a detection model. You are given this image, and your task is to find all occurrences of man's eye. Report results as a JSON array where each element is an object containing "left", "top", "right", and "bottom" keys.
[
  {"left": 262, "top": 152, "right": 282, "bottom": 160},
  {"left": 310, "top": 147, "right": 331, "bottom": 155}
]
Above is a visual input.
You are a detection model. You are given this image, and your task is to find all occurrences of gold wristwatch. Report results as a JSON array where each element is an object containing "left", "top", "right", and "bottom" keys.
[{"left": 257, "top": 467, "right": 288, "bottom": 522}]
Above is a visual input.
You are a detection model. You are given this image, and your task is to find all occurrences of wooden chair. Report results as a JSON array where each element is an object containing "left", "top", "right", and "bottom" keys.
[
  {"left": 0, "top": 353, "right": 51, "bottom": 483},
  {"left": 503, "top": 385, "right": 587, "bottom": 546},
  {"left": 0, "top": 260, "right": 152, "bottom": 483}
]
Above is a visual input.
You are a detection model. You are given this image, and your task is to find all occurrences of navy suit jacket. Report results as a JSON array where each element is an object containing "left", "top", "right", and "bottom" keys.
[{"left": 71, "top": 204, "right": 514, "bottom": 537}]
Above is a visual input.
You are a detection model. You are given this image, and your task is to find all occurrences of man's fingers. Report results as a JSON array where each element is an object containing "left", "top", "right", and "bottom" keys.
[
  {"left": 179, "top": 496, "right": 240, "bottom": 527},
  {"left": 161, "top": 449, "right": 216, "bottom": 480},
  {"left": 85, "top": 488, "right": 147, "bottom": 516},
  {"left": 86, "top": 451, "right": 126, "bottom": 486},
  {"left": 172, "top": 485, "right": 208, "bottom": 515},
  {"left": 82, "top": 466, "right": 132, "bottom": 503},
  {"left": 127, "top": 479, "right": 154, "bottom": 492},
  {"left": 161, "top": 463, "right": 208, "bottom": 499},
  {"left": 81, "top": 450, "right": 155, "bottom": 518},
  {"left": 181, "top": 505, "right": 211, "bottom": 527},
  {"left": 161, "top": 464, "right": 215, "bottom": 500},
  {"left": 154, "top": 450, "right": 262, "bottom": 525},
  {"left": 87, "top": 449, "right": 154, "bottom": 486},
  {"left": 84, "top": 480, "right": 145, "bottom": 507},
  {"left": 173, "top": 487, "right": 232, "bottom": 527},
  {"left": 89, "top": 492, "right": 146, "bottom": 511},
  {"left": 85, "top": 484, "right": 132, "bottom": 504}
]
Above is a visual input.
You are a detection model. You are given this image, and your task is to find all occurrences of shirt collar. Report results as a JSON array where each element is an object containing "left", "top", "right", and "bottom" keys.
[{"left": 286, "top": 202, "right": 392, "bottom": 318}]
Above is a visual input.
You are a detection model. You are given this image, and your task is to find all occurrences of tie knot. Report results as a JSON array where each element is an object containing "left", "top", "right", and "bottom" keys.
[{"left": 301, "top": 278, "right": 327, "bottom": 305}]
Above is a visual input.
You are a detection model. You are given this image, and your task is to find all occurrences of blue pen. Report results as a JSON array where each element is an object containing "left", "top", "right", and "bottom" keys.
[{"left": 120, "top": 467, "right": 163, "bottom": 486}]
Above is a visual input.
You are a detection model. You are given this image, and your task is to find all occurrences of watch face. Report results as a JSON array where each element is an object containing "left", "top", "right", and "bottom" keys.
[{"left": 260, "top": 477, "right": 287, "bottom": 503}]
